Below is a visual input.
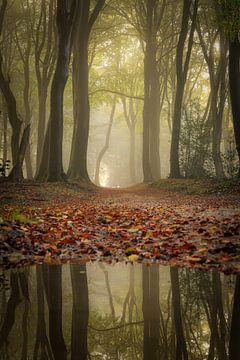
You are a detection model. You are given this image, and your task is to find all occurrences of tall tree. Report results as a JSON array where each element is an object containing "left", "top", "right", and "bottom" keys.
[
  {"left": 196, "top": 3, "right": 228, "bottom": 178},
  {"left": 0, "top": 0, "right": 30, "bottom": 181},
  {"left": 67, "top": 0, "right": 106, "bottom": 182},
  {"left": 130, "top": 0, "right": 166, "bottom": 182},
  {"left": 170, "top": 0, "right": 198, "bottom": 178},
  {"left": 34, "top": 0, "right": 56, "bottom": 173},
  {"left": 221, "top": 0, "right": 240, "bottom": 177},
  {"left": 46, "top": 0, "right": 76, "bottom": 181}
]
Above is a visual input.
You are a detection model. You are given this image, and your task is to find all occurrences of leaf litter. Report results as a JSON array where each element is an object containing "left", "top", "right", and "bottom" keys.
[{"left": 0, "top": 183, "right": 240, "bottom": 274}]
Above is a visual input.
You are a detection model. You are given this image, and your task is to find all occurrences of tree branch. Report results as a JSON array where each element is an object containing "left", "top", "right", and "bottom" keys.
[
  {"left": 89, "top": 88, "right": 143, "bottom": 100},
  {"left": 88, "top": 0, "right": 105, "bottom": 35}
]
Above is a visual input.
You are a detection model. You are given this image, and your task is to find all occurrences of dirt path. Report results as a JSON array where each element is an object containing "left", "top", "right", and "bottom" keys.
[{"left": 0, "top": 182, "right": 240, "bottom": 273}]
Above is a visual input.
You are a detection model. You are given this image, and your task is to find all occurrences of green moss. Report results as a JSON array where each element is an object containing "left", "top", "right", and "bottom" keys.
[{"left": 152, "top": 178, "right": 240, "bottom": 195}]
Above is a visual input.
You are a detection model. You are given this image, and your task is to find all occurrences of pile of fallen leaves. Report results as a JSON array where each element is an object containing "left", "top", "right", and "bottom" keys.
[{"left": 0, "top": 181, "right": 240, "bottom": 273}]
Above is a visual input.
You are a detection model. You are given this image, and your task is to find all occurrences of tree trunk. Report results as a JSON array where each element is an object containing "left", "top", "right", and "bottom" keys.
[
  {"left": 0, "top": 56, "right": 24, "bottom": 178},
  {"left": 212, "top": 35, "right": 227, "bottom": 178},
  {"left": 68, "top": 0, "right": 105, "bottom": 182},
  {"left": 25, "top": 143, "right": 33, "bottom": 179},
  {"left": 142, "top": 0, "right": 159, "bottom": 183},
  {"left": 170, "top": 0, "right": 198, "bottom": 178},
  {"left": 129, "top": 125, "right": 136, "bottom": 183},
  {"left": 36, "top": 86, "right": 48, "bottom": 171},
  {"left": 95, "top": 100, "right": 116, "bottom": 185},
  {"left": 47, "top": 0, "right": 75, "bottom": 181},
  {"left": 229, "top": 35, "right": 240, "bottom": 177},
  {"left": 47, "top": 50, "right": 68, "bottom": 181},
  {"left": 8, "top": 124, "right": 30, "bottom": 181},
  {"left": 1, "top": 96, "right": 8, "bottom": 163},
  {"left": 35, "top": 121, "right": 50, "bottom": 180}
]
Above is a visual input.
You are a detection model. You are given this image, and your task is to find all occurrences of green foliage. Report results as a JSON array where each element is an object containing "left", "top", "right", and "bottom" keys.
[
  {"left": 179, "top": 100, "right": 211, "bottom": 178},
  {"left": 221, "top": 0, "right": 240, "bottom": 40},
  {"left": 222, "top": 132, "right": 239, "bottom": 178}
]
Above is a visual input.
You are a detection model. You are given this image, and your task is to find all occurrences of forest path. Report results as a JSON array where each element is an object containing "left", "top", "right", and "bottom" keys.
[{"left": 0, "top": 182, "right": 240, "bottom": 273}]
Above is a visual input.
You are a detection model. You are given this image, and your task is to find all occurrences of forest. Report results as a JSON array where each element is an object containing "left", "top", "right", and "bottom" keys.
[
  {"left": 0, "top": 263, "right": 240, "bottom": 359},
  {"left": 0, "top": 0, "right": 239, "bottom": 186},
  {"left": 0, "top": 1, "right": 240, "bottom": 358}
]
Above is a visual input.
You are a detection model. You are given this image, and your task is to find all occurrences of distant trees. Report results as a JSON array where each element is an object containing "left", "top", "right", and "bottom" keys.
[{"left": 1, "top": 0, "right": 240, "bottom": 183}]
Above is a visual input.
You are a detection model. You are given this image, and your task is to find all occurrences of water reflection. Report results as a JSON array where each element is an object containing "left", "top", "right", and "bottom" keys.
[{"left": 0, "top": 263, "right": 238, "bottom": 359}]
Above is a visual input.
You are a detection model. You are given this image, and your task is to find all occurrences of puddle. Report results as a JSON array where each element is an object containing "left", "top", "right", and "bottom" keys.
[{"left": 0, "top": 263, "right": 239, "bottom": 359}]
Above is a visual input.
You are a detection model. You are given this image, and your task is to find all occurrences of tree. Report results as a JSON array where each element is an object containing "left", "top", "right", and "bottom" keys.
[
  {"left": 195, "top": 3, "right": 228, "bottom": 178},
  {"left": 0, "top": 0, "right": 30, "bottom": 181},
  {"left": 221, "top": 0, "right": 240, "bottom": 177},
  {"left": 67, "top": 0, "right": 106, "bottom": 182},
  {"left": 34, "top": 0, "right": 56, "bottom": 172},
  {"left": 46, "top": 0, "right": 76, "bottom": 181},
  {"left": 95, "top": 98, "right": 116, "bottom": 185},
  {"left": 170, "top": 0, "right": 199, "bottom": 178},
  {"left": 14, "top": 0, "right": 35, "bottom": 179}
]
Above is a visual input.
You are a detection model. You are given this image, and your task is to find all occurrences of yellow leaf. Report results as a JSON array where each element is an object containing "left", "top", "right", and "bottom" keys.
[{"left": 128, "top": 254, "right": 139, "bottom": 262}]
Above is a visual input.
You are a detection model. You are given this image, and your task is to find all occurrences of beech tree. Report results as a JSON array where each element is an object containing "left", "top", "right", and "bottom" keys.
[
  {"left": 0, "top": 0, "right": 30, "bottom": 181},
  {"left": 170, "top": 0, "right": 199, "bottom": 178},
  {"left": 46, "top": 0, "right": 76, "bottom": 181},
  {"left": 34, "top": 0, "right": 56, "bottom": 172},
  {"left": 196, "top": 3, "right": 228, "bottom": 178},
  {"left": 67, "top": 0, "right": 106, "bottom": 182},
  {"left": 221, "top": 0, "right": 240, "bottom": 177}
]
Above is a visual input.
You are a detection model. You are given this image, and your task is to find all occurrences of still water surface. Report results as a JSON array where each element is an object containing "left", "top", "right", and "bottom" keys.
[{"left": 0, "top": 263, "right": 239, "bottom": 359}]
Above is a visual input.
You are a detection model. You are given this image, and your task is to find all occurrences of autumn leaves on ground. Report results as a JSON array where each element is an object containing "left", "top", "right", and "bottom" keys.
[{"left": 0, "top": 180, "right": 240, "bottom": 274}]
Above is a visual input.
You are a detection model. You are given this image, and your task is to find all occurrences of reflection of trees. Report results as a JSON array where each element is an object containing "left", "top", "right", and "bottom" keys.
[
  {"left": 142, "top": 265, "right": 161, "bottom": 360},
  {"left": 0, "top": 270, "right": 31, "bottom": 353},
  {"left": 45, "top": 265, "right": 67, "bottom": 360},
  {"left": 0, "top": 264, "right": 239, "bottom": 359},
  {"left": 19, "top": 270, "right": 30, "bottom": 360},
  {"left": 70, "top": 263, "right": 89, "bottom": 360},
  {"left": 170, "top": 267, "right": 188, "bottom": 360},
  {"left": 197, "top": 271, "right": 227, "bottom": 360},
  {"left": 229, "top": 276, "right": 240, "bottom": 360},
  {"left": 89, "top": 265, "right": 143, "bottom": 359},
  {"left": 0, "top": 272, "right": 20, "bottom": 349},
  {"left": 34, "top": 266, "right": 53, "bottom": 360}
]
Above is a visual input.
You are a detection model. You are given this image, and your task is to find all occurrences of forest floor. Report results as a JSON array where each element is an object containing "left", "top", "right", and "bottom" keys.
[{"left": 0, "top": 178, "right": 240, "bottom": 273}]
